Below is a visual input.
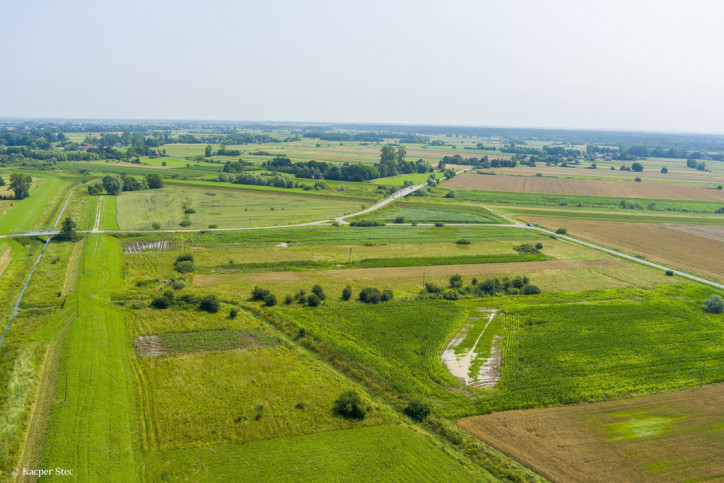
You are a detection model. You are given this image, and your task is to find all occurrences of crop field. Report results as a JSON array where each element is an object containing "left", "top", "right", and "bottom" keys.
[
  {"left": 459, "top": 383, "right": 724, "bottom": 482},
  {"left": 277, "top": 300, "right": 478, "bottom": 416},
  {"left": 361, "top": 201, "right": 505, "bottom": 224},
  {"left": 7, "top": 124, "right": 724, "bottom": 482},
  {"left": 443, "top": 173, "right": 724, "bottom": 201},
  {"left": 444, "top": 188, "right": 724, "bottom": 216},
  {"left": 114, "top": 185, "right": 366, "bottom": 229},
  {"left": 143, "top": 425, "right": 484, "bottom": 481},
  {"left": 524, "top": 217, "right": 724, "bottom": 282},
  {"left": 474, "top": 285, "right": 724, "bottom": 411},
  {"left": 475, "top": 157, "right": 724, "bottom": 185}
]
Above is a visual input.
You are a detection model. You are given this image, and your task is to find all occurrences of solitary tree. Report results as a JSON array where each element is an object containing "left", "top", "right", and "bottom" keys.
[
  {"left": 631, "top": 162, "right": 644, "bottom": 172},
  {"left": 56, "top": 216, "right": 77, "bottom": 241},
  {"left": 145, "top": 173, "right": 163, "bottom": 189},
  {"left": 0, "top": 175, "right": 5, "bottom": 186},
  {"left": 205, "top": 145, "right": 213, "bottom": 157},
  {"left": 661, "top": 167, "right": 668, "bottom": 174},
  {"left": 9, "top": 173, "right": 32, "bottom": 199},
  {"left": 102, "top": 175, "right": 123, "bottom": 195}
]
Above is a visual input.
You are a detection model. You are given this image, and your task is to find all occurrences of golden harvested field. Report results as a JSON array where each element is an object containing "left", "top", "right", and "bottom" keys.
[
  {"left": 524, "top": 217, "right": 724, "bottom": 282},
  {"left": 459, "top": 383, "right": 724, "bottom": 482},
  {"left": 444, "top": 173, "right": 724, "bottom": 201}
]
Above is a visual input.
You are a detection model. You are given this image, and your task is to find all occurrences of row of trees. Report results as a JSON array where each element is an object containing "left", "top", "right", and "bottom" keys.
[
  {"left": 91, "top": 173, "right": 163, "bottom": 196},
  {"left": 420, "top": 274, "right": 540, "bottom": 300}
]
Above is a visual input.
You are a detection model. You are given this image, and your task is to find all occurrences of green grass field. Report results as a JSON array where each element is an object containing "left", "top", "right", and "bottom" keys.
[
  {"left": 40, "top": 235, "right": 137, "bottom": 481},
  {"left": 0, "top": 173, "right": 70, "bottom": 234},
  {"left": 361, "top": 201, "right": 507, "bottom": 224},
  {"left": 114, "top": 186, "right": 366, "bottom": 229},
  {"left": 143, "top": 425, "right": 485, "bottom": 481}
]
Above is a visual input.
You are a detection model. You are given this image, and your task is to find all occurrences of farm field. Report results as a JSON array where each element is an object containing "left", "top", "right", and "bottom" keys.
[
  {"left": 459, "top": 383, "right": 724, "bottom": 482},
  {"left": 476, "top": 285, "right": 724, "bottom": 410},
  {"left": 523, "top": 217, "right": 724, "bottom": 282},
  {"left": 113, "top": 185, "right": 366, "bottom": 229},
  {"left": 361, "top": 201, "right": 505, "bottom": 224},
  {"left": 6, "top": 122, "right": 724, "bottom": 482},
  {"left": 473, "top": 157, "right": 724, "bottom": 185},
  {"left": 143, "top": 425, "right": 485, "bottom": 482},
  {"left": 443, "top": 173, "right": 724, "bottom": 201}
]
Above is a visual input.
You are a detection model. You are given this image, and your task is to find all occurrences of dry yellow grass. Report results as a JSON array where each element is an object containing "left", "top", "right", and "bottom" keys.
[
  {"left": 525, "top": 218, "right": 724, "bottom": 282},
  {"left": 444, "top": 173, "right": 724, "bottom": 201},
  {"left": 459, "top": 384, "right": 724, "bottom": 482},
  {"left": 0, "top": 247, "right": 11, "bottom": 277}
]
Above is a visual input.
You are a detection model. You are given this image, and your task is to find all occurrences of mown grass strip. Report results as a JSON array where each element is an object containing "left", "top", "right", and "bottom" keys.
[{"left": 206, "top": 253, "right": 550, "bottom": 274}]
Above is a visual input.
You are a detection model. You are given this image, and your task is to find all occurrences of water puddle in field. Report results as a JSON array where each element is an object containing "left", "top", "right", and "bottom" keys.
[{"left": 441, "top": 309, "right": 501, "bottom": 386}]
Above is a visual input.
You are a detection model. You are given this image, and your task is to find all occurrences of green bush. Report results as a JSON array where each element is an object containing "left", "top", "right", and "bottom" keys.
[
  {"left": 555, "top": 228, "right": 567, "bottom": 234},
  {"left": 311, "top": 284, "right": 326, "bottom": 300},
  {"left": 150, "top": 296, "right": 171, "bottom": 309},
  {"left": 252, "top": 286, "right": 271, "bottom": 301},
  {"left": 394, "top": 216, "right": 405, "bottom": 224},
  {"left": 306, "top": 293, "right": 321, "bottom": 307},
  {"left": 229, "top": 308, "right": 239, "bottom": 319},
  {"left": 704, "top": 294, "right": 724, "bottom": 314},
  {"left": 381, "top": 289, "right": 393, "bottom": 302},
  {"left": 332, "top": 391, "right": 366, "bottom": 420},
  {"left": 434, "top": 222, "right": 445, "bottom": 227},
  {"left": 199, "top": 295, "right": 220, "bottom": 313},
  {"left": 359, "top": 287, "right": 382, "bottom": 304},
  {"left": 521, "top": 284, "right": 541, "bottom": 295},
  {"left": 341, "top": 285, "right": 352, "bottom": 301},
  {"left": 174, "top": 261, "right": 195, "bottom": 273},
  {"left": 264, "top": 293, "right": 277, "bottom": 307},
  {"left": 404, "top": 399, "right": 431, "bottom": 421},
  {"left": 444, "top": 190, "right": 457, "bottom": 198},
  {"left": 455, "top": 239, "right": 471, "bottom": 245},
  {"left": 172, "top": 280, "right": 186, "bottom": 290}
]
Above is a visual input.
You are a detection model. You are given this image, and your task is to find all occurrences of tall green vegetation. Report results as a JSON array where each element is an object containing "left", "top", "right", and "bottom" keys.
[
  {"left": 9, "top": 172, "right": 32, "bottom": 199},
  {"left": 102, "top": 175, "right": 123, "bottom": 195}
]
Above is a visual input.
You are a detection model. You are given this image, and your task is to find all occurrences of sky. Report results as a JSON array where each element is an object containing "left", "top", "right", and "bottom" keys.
[{"left": 2, "top": 0, "right": 724, "bottom": 133}]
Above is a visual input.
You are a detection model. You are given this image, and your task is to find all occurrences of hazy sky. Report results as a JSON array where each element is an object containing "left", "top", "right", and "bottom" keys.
[{"left": 2, "top": 0, "right": 724, "bottom": 133}]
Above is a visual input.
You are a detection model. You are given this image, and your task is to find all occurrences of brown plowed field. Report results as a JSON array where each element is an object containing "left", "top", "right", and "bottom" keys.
[
  {"left": 459, "top": 383, "right": 724, "bottom": 482},
  {"left": 444, "top": 173, "right": 724, "bottom": 201},
  {"left": 522, "top": 218, "right": 724, "bottom": 282}
]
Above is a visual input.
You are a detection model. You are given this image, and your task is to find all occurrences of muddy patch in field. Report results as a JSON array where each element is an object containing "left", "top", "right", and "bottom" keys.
[{"left": 441, "top": 309, "right": 502, "bottom": 386}]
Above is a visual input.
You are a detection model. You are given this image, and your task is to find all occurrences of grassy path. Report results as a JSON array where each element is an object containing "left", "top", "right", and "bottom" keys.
[{"left": 40, "top": 235, "right": 136, "bottom": 480}]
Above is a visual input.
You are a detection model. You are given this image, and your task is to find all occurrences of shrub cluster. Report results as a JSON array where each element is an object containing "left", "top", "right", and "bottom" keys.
[
  {"left": 174, "top": 254, "right": 195, "bottom": 273},
  {"left": 151, "top": 291, "right": 221, "bottom": 313},
  {"left": 349, "top": 220, "right": 384, "bottom": 227},
  {"left": 420, "top": 274, "right": 540, "bottom": 300},
  {"left": 359, "top": 287, "right": 393, "bottom": 304}
]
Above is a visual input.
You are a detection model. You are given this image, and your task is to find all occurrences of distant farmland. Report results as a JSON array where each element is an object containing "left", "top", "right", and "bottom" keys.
[
  {"left": 444, "top": 173, "right": 724, "bottom": 201},
  {"left": 525, "top": 217, "right": 724, "bottom": 282}
]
